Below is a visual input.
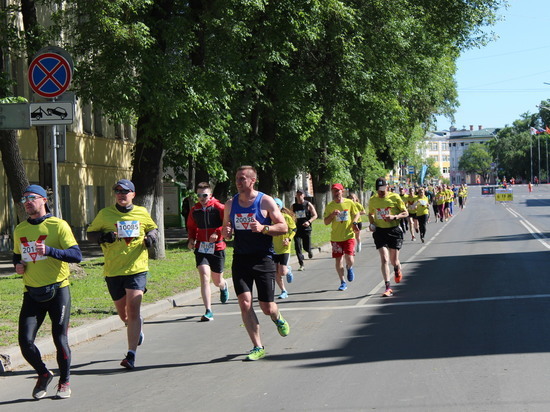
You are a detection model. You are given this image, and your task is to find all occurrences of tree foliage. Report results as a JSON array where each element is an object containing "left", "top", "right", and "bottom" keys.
[{"left": 458, "top": 142, "right": 492, "bottom": 179}]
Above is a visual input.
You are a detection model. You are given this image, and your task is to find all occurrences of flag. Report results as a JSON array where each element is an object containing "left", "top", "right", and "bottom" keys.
[
  {"left": 546, "top": 126, "right": 550, "bottom": 134},
  {"left": 530, "top": 127, "right": 537, "bottom": 135}
]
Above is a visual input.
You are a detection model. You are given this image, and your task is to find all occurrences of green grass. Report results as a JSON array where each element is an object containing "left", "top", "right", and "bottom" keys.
[{"left": 0, "top": 221, "right": 331, "bottom": 350}]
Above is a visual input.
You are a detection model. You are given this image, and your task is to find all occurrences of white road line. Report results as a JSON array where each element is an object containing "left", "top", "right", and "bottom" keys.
[
  {"left": 356, "top": 219, "right": 451, "bottom": 306},
  {"left": 165, "top": 293, "right": 550, "bottom": 318},
  {"left": 505, "top": 205, "right": 550, "bottom": 249}
]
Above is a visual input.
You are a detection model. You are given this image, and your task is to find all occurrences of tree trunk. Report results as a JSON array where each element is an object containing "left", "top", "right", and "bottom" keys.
[
  {"left": 131, "top": 116, "right": 165, "bottom": 259},
  {"left": 0, "top": 129, "right": 29, "bottom": 222}
]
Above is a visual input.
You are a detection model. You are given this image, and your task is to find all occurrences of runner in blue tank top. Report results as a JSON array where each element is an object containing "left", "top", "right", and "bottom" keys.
[{"left": 222, "top": 166, "right": 291, "bottom": 361}]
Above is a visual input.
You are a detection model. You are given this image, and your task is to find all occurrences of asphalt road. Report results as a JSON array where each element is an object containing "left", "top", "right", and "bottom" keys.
[{"left": 1, "top": 184, "right": 549, "bottom": 411}]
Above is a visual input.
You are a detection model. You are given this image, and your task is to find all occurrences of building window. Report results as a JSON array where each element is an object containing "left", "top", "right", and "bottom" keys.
[
  {"left": 430, "top": 142, "right": 438, "bottom": 151},
  {"left": 441, "top": 143, "right": 448, "bottom": 150},
  {"left": 460, "top": 142, "right": 464, "bottom": 146},
  {"left": 93, "top": 107, "right": 103, "bottom": 137},
  {"left": 442, "top": 167, "right": 449, "bottom": 174},
  {"left": 82, "top": 103, "right": 92, "bottom": 134},
  {"left": 85, "top": 185, "right": 95, "bottom": 224}
]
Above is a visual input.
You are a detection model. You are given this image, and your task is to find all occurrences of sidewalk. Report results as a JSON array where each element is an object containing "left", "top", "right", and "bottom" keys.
[{"left": 0, "top": 227, "right": 330, "bottom": 372}]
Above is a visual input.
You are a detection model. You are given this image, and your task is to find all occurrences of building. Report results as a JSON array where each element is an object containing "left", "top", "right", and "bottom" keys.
[
  {"left": 420, "top": 130, "right": 451, "bottom": 183},
  {"left": 448, "top": 125, "right": 500, "bottom": 185}
]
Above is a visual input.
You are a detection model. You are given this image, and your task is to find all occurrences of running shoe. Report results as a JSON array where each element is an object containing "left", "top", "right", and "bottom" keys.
[
  {"left": 421, "top": 236, "right": 425, "bottom": 243},
  {"left": 308, "top": 251, "right": 313, "bottom": 259},
  {"left": 55, "top": 382, "right": 71, "bottom": 399},
  {"left": 338, "top": 281, "right": 347, "bottom": 291},
  {"left": 32, "top": 370, "right": 54, "bottom": 399},
  {"left": 411, "top": 236, "right": 416, "bottom": 241},
  {"left": 298, "top": 266, "right": 305, "bottom": 271},
  {"left": 220, "top": 285, "right": 229, "bottom": 304},
  {"left": 120, "top": 352, "right": 135, "bottom": 370},
  {"left": 274, "top": 314, "right": 290, "bottom": 337},
  {"left": 278, "top": 290, "right": 288, "bottom": 299},
  {"left": 286, "top": 266, "right": 294, "bottom": 283},
  {"left": 138, "top": 316, "right": 144, "bottom": 346},
  {"left": 347, "top": 267, "right": 355, "bottom": 282},
  {"left": 382, "top": 288, "right": 394, "bottom": 297},
  {"left": 246, "top": 346, "right": 266, "bottom": 361},
  {"left": 394, "top": 267, "right": 403, "bottom": 283},
  {"left": 201, "top": 309, "right": 214, "bottom": 321}
]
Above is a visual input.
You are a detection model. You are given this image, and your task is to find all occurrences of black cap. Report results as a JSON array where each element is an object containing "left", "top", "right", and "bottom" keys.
[{"left": 375, "top": 178, "right": 387, "bottom": 191}]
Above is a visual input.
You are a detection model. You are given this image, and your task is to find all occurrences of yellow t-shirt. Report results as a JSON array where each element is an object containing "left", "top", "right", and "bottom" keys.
[
  {"left": 87, "top": 205, "right": 157, "bottom": 277},
  {"left": 368, "top": 192, "right": 407, "bottom": 229},
  {"left": 324, "top": 198, "right": 359, "bottom": 242},
  {"left": 273, "top": 213, "right": 297, "bottom": 254},
  {"left": 14, "top": 216, "right": 78, "bottom": 288},
  {"left": 406, "top": 195, "right": 418, "bottom": 213},
  {"left": 415, "top": 196, "right": 430, "bottom": 216}
]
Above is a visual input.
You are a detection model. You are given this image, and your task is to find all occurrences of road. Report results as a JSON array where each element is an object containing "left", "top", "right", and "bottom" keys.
[{"left": 1, "top": 184, "right": 549, "bottom": 411}]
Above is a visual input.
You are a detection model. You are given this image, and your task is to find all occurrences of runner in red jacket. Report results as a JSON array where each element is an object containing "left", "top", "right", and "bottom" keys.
[{"left": 186, "top": 182, "right": 230, "bottom": 321}]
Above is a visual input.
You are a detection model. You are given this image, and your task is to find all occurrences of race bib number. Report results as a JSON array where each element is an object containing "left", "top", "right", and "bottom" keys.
[
  {"left": 198, "top": 241, "right": 215, "bottom": 254},
  {"left": 375, "top": 208, "right": 390, "bottom": 221},
  {"left": 419, "top": 199, "right": 428, "bottom": 206},
  {"left": 336, "top": 210, "right": 349, "bottom": 222},
  {"left": 117, "top": 221, "right": 141, "bottom": 238},
  {"left": 234, "top": 213, "right": 255, "bottom": 230},
  {"left": 20, "top": 238, "right": 47, "bottom": 263},
  {"left": 295, "top": 210, "right": 306, "bottom": 219}
]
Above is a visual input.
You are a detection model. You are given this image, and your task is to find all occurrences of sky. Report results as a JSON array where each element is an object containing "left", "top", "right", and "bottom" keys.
[{"left": 435, "top": 0, "right": 550, "bottom": 131}]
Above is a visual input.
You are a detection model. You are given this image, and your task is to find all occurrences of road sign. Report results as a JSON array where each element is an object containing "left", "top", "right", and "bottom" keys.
[
  {"left": 408, "top": 165, "right": 415, "bottom": 174},
  {"left": 0, "top": 103, "right": 31, "bottom": 129},
  {"left": 30, "top": 102, "right": 74, "bottom": 125},
  {"left": 28, "top": 52, "right": 72, "bottom": 98}
]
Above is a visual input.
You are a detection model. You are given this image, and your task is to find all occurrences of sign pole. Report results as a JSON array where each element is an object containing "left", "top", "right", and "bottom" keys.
[{"left": 51, "top": 122, "right": 59, "bottom": 217}]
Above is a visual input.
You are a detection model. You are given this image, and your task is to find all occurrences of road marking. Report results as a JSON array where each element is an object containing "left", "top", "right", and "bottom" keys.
[
  {"left": 356, "top": 219, "right": 451, "bottom": 306},
  {"left": 505, "top": 205, "right": 550, "bottom": 249},
  {"left": 165, "top": 293, "right": 550, "bottom": 318}
]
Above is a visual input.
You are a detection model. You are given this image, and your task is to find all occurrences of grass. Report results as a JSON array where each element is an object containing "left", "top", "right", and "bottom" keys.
[{"left": 0, "top": 221, "right": 332, "bottom": 350}]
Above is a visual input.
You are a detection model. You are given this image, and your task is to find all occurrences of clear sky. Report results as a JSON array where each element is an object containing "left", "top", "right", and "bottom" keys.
[{"left": 435, "top": 0, "right": 550, "bottom": 131}]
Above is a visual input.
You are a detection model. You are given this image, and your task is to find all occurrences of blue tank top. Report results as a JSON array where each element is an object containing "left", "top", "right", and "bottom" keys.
[{"left": 230, "top": 192, "right": 274, "bottom": 255}]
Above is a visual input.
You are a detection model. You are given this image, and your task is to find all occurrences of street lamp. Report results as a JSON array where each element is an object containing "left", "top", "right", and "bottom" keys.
[{"left": 537, "top": 105, "right": 550, "bottom": 183}]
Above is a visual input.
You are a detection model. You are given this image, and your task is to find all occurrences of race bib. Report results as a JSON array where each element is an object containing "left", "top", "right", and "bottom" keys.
[
  {"left": 419, "top": 199, "right": 428, "bottom": 206},
  {"left": 198, "top": 241, "right": 215, "bottom": 254},
  {"left": 375, "top": 208, "right": 390, "bottom": 221},
  {"left": 234, "top": 213, "right": 255, "bottom": 230},
  {"left": 336, "top": 210, "right": 349, "bottom": 222},
  {"left": 117, "top": 220, "right": 141, "bottom": 238},
  {"left": 20, "top": 238, "right": 47, "bottom": 263},
  {"left": 295, "top": 210, "right": 306, "bottom": 219}
]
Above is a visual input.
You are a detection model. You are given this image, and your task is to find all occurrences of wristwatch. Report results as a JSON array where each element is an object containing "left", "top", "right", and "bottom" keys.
[{"left": 262, "top": 225, "right": 270, "bottom": 234}]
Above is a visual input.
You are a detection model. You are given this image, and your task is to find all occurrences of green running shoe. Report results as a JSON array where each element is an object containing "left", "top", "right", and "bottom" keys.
[
  {"left": 220, "top": 285, "right": 229, "bottom": 304},
  {"left": 246, "top": 346, "right": 265, "bottom": 361},
  {"left": 274, "top": 314, "right": 290, "bottom": 337}
]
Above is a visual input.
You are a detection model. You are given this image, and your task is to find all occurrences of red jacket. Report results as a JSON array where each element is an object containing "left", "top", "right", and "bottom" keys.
[{"left": 186, "top": 197, "right": 226, "bottom": 251}]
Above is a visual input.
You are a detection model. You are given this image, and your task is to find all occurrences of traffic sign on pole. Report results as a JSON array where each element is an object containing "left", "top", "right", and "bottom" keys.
[
  {"left": 30, "top": 102, "right": 74, "bottom": 125},
  {"left": 28, "top": 51, "right": 73, "bottom": 98}
]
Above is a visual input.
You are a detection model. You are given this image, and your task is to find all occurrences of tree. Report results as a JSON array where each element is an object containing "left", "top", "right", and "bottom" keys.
[{"left": 459, "top": 143, "right": 493, "bottom": 182}]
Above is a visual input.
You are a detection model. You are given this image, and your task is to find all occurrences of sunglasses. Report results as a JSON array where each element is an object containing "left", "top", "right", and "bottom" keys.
[
  {"left": 114, "top": 189, "right": 131, "bottom": 194},
  {"left": 198, "top": 193, "right": 210, "bottom": 198},
  {"left": 20, "top": 195, "right": 43, "bottom": 203}
]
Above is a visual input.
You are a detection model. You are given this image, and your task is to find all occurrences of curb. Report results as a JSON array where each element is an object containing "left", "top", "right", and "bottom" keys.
[{"left": 0, "top": 240, "right": 335, "bottom": 373}]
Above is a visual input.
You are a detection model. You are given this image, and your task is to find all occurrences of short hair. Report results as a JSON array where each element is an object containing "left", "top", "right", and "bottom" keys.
[
  {"left": 236, "top": 165, "right": 257, "bottom": 178},
  {"left": 196, "top": 182, "right": 211, "bottom": 190}
]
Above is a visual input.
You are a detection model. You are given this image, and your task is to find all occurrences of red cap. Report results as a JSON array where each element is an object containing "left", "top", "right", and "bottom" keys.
[{"left": 331, "top": 183, "right": 344, "bottom": 191}]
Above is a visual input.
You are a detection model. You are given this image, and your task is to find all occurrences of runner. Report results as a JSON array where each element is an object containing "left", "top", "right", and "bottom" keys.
[
  {"left": 347, "top": 192, "right": 366, "bottom": 252},
  {"left": 222, "top": 166, "right": 290, "bottom": 361},
  {"left": 187, "top": 182, "right": 229, "bottom": 321},
  {"left": 291, "top": 189, "right": 318, "bottom": 271},
  {"left": 87, "top": 179, "right": 158, "bottom": 370},
  {"left": 368, "top": 178, "right": 408, "bottom": 297},
  {"left": 273, "top": 198, "right": 297, "bottom": 299},
  {"left": 14, "top": 185, "right": 82, "bottom": 399},
  {"left": 405, "top": 188, "right": 418, "bottom": 241},
  {"left": 398, "top": 186, "right": 409, "bottom": 233},
  {"left": 414, "top": 187, "right": 430, "bottom": 243},
  {"left": 323, "top": 183, "right": 360, "bottom": 291}
]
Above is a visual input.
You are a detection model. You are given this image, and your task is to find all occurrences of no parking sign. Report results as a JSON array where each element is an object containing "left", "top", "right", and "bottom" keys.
[{"left": 27, "top": 47, "right": 73, "bottom": 98}]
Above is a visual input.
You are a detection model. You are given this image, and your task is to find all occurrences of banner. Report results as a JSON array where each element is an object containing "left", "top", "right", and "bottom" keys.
[{"left": 495, "top": 188, "right": 513, "bottom": 202}]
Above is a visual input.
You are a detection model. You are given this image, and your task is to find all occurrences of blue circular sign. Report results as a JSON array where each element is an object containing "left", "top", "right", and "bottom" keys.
[{"left": 28, "top": 53, "right": 72, "bottom": 98}]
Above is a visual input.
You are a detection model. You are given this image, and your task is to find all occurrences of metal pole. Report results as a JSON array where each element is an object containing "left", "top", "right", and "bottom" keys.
[
  {"left": 530, "top": 134, "right": 533, "bottom": 183},
  {"left": 546, "top": 136, "right": 549, "bottom": 184},
  {"left": 538, "top": 133, "right": 541, "bottom": 184},
  {"left": 51, "top": 124, "right": 59, "bottom": 216}
]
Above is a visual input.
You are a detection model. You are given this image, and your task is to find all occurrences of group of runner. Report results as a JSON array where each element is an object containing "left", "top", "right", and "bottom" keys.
[{"left": 14, "top": 169, "right": 467, "bottom": 400}]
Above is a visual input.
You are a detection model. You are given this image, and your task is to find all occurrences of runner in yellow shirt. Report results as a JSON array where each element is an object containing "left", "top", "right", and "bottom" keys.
[
  {"left": 368, "top": 178, "right": 408, "bottom": 297},
  {"left": 323, "top": 183, "right": 360, "bottom": 291}
]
